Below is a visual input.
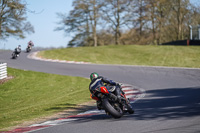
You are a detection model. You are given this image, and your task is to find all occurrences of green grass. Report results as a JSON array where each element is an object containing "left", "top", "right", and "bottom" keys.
[
  {"left": 1, "top": 45, "right": 199, "bottom": 130},
  {"left": 0, "top": 68, "right": 90, "bottom": 130},
  {"left": 38, "top": 45, "right": 200, "bottom": 68}
]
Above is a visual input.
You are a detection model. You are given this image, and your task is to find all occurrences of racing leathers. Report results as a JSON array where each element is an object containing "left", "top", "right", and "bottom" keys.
[
  {"left": 14, "top": 47, "right": 21, "bottom": 55},
  {"left": 89, "top": 76, "right": 124, "bottom": 110}
]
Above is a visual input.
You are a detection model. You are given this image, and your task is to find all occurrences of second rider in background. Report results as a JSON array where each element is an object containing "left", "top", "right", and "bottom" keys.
[{"left": 26, "top": 40, "right": 34, "bottom": 52}]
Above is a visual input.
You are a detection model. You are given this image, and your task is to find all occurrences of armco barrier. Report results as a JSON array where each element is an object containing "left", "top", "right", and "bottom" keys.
[{"left": 0, "top": 63, "right": 7, "bottom": 80}]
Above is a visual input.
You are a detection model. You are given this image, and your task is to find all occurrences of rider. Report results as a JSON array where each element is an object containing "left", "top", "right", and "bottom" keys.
[
  {"left": 15, "top": 45, "right": 21, "bottom": 55},
  {"left": 28, "top": 40, "right": 34, "bottom": 48},
  {"left": 89, "top": 72, "right": 127, "bottom": 110}
]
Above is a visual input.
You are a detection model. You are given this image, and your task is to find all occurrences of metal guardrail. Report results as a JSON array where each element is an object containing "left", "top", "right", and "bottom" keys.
[{"left": 0, "top": 63, "right": 7, "bottom": 80}]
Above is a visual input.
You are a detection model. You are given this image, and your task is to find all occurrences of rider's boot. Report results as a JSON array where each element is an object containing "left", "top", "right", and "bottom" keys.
[
  {"left": 127, "top": 104, "right": 134, "bottom": 114},
  {"left": 125, "top": 98, "right": 134, "bottom": 114}
]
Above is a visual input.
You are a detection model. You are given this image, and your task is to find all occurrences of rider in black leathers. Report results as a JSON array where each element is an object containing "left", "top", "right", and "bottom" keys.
[
  {"left": 14, "top": 45, "right": 21, "bottom": 55},
  {"left": 89, "top": 72, "right": 130, "bottom": 110}
]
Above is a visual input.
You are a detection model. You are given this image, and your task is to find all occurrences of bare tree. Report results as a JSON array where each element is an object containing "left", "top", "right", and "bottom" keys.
[
  {"left": 100, "top": 0, "right": 133, "bottom": 45},
  {"left": 171, "top": 0, "right": 190, "bottom": 40},
  {"left": 56, "top": 0, "right": 102, "bottom": 47},
  {"left": 134, "top": 0, "right": 147, "bottom": 37},
  {"left": 56, "top": 0, "right": 200, "bottom": 46}
]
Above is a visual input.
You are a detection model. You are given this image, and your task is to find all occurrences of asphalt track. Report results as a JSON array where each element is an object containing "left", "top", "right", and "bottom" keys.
[{"left": 1, "top": 50, "right": 200, "bottom": 133}]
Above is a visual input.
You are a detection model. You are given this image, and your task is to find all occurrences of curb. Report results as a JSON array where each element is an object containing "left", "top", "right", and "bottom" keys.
[{"left": 27, "top": 51, "right": 91, "bottom": 64}]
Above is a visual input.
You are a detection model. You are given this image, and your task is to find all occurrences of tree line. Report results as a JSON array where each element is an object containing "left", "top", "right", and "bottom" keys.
[
  {"left": 56, "top": 0, "right": 200, "bottom": 47},
  {"left": 1, "top": 0, "right": 199, "bottom": 47}
]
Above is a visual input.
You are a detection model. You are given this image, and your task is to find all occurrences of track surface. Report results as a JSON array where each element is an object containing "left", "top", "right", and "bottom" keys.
[{"left": 1, "top": 50, "right": 200, "bottom": 133}]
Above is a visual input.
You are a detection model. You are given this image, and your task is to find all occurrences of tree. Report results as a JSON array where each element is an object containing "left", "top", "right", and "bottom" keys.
[
  {"left": 133, "top": 0, "right": 147, "bottom": 38},
  {"left": 57, "top": 0, "right": 200, "bottom": 46},
  {"left": 145, "top": 0, "right": 157, "bottom": 44},
  {"left": 0, "top": 0, "right": 34, "bottom": 40},
  {"left": 156, "top": 0, "right": 168, "bottom": 44},
  {"left": 56, "top": 0, "right": 102, "bottom": 47},
  {"left": 171, "top": 0, "right": 190, "bottom": 40},
  {"left": 100, "top": 0, "right": 133, "bottom": 45},
  {"left": 90, "top": 0, "right": 98, "bottom": 47},
  {"left": 156, "top": 0, "right": 191, "bottom": 42},
  {"left": 56, "top": 1, "right": 90, "bottom": 47}
]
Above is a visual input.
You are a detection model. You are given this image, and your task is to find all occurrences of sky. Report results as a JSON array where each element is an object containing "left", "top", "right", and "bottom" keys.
[
  {"left": 0, "top": 0, "right": 200, "bottom": 50},
  {"left": 0, "top": 0, "right": 73, "bottom": 50}
]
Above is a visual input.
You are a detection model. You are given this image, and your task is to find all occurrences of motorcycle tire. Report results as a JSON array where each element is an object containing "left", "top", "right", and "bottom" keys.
[
  {"left": 12, "top": 53, "right": 16, "bottom": 59},
  {"left": 26, "top": 48, "right": 30, "bottom": 53},
  {"left": 102, "top": 98, "right": 123, "bottom": 118}
]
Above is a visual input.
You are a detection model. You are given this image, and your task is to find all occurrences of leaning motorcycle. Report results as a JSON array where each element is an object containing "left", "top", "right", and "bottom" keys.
[
  {"left": 26, "top": 46, "right": 31, "bottom": 52},
  {"left": 90, "top": 84, "right": 134, "bottom": 118},
  {"left": 11, "top": 50, "right": 20, "bottom": 59}
]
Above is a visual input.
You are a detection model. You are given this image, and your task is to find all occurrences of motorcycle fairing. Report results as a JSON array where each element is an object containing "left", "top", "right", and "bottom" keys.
[
  {"left": 90, "top": 94, "right": 99, "bottom": 101},
  {"left": 100, "top": 86, "right": 109, "bottom": 94}
]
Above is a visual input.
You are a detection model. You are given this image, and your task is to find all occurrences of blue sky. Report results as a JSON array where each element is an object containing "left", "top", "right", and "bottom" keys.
[
  {"left": 1, "top": 0, "right": 73, "bottom": 50},
  {"left": 0, "top": 0, "right": 199, "bottom": 50}
]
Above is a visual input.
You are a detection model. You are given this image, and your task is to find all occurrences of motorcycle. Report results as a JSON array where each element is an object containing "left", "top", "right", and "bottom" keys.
[
  {"left": 26, "top": 46, "right": 32, "bottom": 53},
  {"left": 90, "top": 84, "right": 134, "bottom": 118},
  {"left": 11, "top": 49, "right": 20, "bottom": 59}
]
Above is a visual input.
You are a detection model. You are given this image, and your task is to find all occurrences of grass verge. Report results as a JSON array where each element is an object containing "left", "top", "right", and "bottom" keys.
[
  {"left": 38, "top": 45, "right": 200, "bottom": 68},
  {"left": 0, "top": 68, "right": 90, "bottom": 130}
]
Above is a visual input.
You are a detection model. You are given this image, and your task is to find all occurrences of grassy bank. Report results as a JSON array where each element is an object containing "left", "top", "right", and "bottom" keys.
[
  {"left": 38, "top": 45, "right": 200, "bottom": 68},
  {"left": 0, "top": 68, "right": 90, "bottom": 130}
]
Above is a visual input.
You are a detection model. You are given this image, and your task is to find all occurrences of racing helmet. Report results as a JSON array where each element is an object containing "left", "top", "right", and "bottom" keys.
[{"left": 90, "top": 72, "right": 99, "bottom": 81}]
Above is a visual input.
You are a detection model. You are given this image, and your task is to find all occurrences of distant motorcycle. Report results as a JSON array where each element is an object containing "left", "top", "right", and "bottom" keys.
[
  {"left": 26, "top": 45, "right": 32, "bottom": 53},
  {"left": 90, "top": 84, "right": 134, "bottom": 118},
  {"left": 12, "top": 49, "right": 21, "bottom": 59},
  {"left": 26, "top": 41, "right": 34, "bottom": 53}
]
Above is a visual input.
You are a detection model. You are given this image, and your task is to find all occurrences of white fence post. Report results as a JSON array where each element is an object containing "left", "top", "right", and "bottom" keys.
[{"left": 0, "top": 63, "right": 7, "bottom": 80}]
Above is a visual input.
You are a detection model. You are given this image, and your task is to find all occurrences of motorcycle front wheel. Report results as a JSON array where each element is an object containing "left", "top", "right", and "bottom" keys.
[
  {"left": 12, "top": 53, "right": 16, "bottom": 59},
  {"left": 102, "top": 98, "right": 123, "bottom": 118}
]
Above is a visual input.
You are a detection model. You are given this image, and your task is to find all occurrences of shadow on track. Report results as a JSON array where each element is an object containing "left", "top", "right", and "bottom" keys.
[
  {"left": 129, "top": 86, "right": 200, "bottom": 120},
  {"left": 67, "top": 86, "right": 200, "bottom": 123}
]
